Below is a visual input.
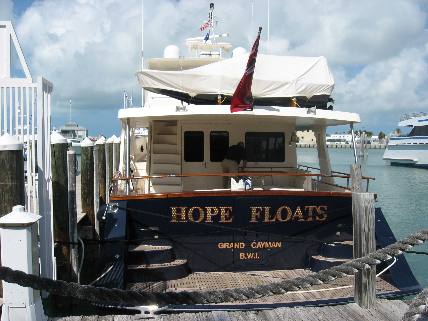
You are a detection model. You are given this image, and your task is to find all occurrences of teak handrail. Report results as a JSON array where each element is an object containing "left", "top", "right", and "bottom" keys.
[{"left": 112, "top": 171, "right": 351, "bottom": 181}]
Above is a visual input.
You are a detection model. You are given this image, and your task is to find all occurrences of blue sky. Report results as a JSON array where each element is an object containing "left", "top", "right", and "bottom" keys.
[{"left": 1, "top": 0, "right": 428, "bottom": 137}]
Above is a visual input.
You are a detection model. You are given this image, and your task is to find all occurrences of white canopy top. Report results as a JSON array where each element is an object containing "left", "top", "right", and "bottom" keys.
[{"left": 136, "top": 54, "right": 335, "bottom": 99}]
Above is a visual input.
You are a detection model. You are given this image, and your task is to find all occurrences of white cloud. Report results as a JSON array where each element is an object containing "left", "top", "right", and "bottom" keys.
[
  {"left": 0, "top": 0, "right": 13, "bottom": 20},
  {"left": 336, "top": 45, "right": 428, "bottom": 113},
  {"left": 11, "top": 0, "right": 428, "bottom": 133}
]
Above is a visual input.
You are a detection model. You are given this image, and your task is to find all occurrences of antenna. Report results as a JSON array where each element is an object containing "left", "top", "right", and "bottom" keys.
[
  {"left": 267, "top": 0, "right": 270, "bottom": 53},
  {"left": 250, "top": 0, "right": 254, "bottom": 47},
  {"left": 141, "top": 0, "right": 145, "bottom": 107},
  {"left": 69, "top": 99, "right": 72, "bottom": 123}
]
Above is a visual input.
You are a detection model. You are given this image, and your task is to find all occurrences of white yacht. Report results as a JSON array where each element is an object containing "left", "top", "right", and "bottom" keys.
[
  {"left": 58, "top": 121, "right": 88, "bottom": 155},
  {"left": 383, "top": 112, "right": 428, "bottom": 168},
  {"left": 94, "top": 3, "right": 419, "bottom": 300}
]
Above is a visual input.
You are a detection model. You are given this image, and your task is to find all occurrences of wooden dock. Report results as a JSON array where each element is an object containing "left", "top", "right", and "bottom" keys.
[
  {"left": 48, "top": 299, "right": 408, "bottom": 320},
  {"left": 126, "top": 269, "right": 399, "bottom": 305},
  {"left": 46, "top": 268, "right": 411, "bottom": 320}
]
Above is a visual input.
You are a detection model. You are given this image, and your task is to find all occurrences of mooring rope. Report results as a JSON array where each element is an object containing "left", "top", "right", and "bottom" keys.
[
  {"left": 403, "top": 288, "right": 428, "bottom": 321},
  {"left": 0, "top": 230, "right": 427, "bottom": 308}
]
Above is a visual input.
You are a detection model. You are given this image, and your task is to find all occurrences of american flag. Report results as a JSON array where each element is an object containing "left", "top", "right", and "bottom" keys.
[{"left": 200, "top": 20, "right": 211, "bottom": 31}]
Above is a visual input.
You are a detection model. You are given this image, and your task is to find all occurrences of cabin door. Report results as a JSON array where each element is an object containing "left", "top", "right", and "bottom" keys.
[{"left": 181, "top": 124, "right": 231, "bottom": 191}]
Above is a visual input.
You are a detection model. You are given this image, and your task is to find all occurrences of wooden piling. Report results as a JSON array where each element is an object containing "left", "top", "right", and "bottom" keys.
[
  {"left": 81, "top": 137, "right": 95, "bottom": 227},
  {"left": 95, "top": 137, "right": 106, "bottom": 206},
  {"left": 93, "top": 143, "right": 99, "bottom": 235},
  {"left": 352, "top": 192, "right": 376, "bottom": 308},
  {"left": 350, "top": 164, "right": 362, "bottom": 192},
  {"left": 0, "top": 134, "right": 25, "bottom": 296},
  {"left": 51, "top": 132, "right": 70, "bottom": 280},
  {"left": 113, "top": 135, "right": 120, "bottom": 174},
  {"left": 67, "top": 149, "right": 78, "bottom": 280},
  {"left": 0, "top": 134, "right": 25, "bottom": 217},
  {"left": 106, "top": 136, "right": 115, "bottom": 203}
]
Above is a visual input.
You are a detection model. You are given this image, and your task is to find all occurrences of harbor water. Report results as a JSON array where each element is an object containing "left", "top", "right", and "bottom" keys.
[{"left": 298, "top": 148, "right": 428, "bottom": 288}]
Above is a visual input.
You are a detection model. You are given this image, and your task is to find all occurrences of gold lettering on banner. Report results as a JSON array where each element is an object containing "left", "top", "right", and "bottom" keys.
[
  {"left": 305, "top": 205, "right": 317, "bottom": 222},
  {"left": 316, "top": 205, "right": 328, "bottom": 221},
  {"left": 205, "top": 207, "right": 219, "bottom": 223},
  {"left": 170, "top": 207, "right": 187, "bottom": 223},
  {"left": 263, "top": 207, "right": 274, "bottom": 222},
  {"left": 250, "top": 241, "right": 282, "bottom": 249},
  {"left": 276, "top": 206, "right": 293, "bottom": 222},
  {"left": 250, "top": 207, "right": 263, "bottom": 223},
  {"left": 188, "top": 207, "right": 204, "bottom": 223},
  {"left": 219, "top": 207, "right": 233, "bottom": 223},
  {"left": 218, "top": 242, "right": 245, "bottom": 249},
  {"left": 169, "top": 205, "right": 329, "bottom": 223},
  {"left": 239, "top": 252, "right": 260, "bottom": 260},
  {"left": 292, "top": 206, "right": 305, "bottom": 221}
]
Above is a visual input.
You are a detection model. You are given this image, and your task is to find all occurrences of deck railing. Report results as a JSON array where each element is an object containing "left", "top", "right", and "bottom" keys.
[
  {"left": 297, "top": 164, "right": 374, "bottom": 191},
  {"left": 110, "top": 169, "right": 370, "bottom": 196}
]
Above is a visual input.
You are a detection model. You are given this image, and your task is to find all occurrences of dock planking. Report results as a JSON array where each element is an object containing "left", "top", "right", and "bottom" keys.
[{"left": 48, "top": 299, "right": 408, "bottom": 320}]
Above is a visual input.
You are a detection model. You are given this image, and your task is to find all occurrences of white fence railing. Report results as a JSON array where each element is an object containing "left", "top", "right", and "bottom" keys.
[
  {"left": 0, "top": 80, "right": 37, "bottom": 212},
  {"left": 1, "top": 20, "right": 54, "bottom": 280}
]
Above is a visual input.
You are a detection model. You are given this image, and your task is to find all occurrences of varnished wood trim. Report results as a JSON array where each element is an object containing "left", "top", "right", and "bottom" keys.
[
  {"left": 110, "top": 190, "right": 352, "bottom": 201},
  {"left": 112, "top": 171, "right": 351, "bottom": 180}
]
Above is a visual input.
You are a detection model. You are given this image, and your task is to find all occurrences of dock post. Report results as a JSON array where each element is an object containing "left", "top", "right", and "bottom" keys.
[
  {"left": 51, "top": 132, "right": 70, "bottom": 280},
  {"left": 0, "top": 205, "right": 47, "bottom": 321},
  {"left": 352, "top": 192, "right": 376, "bottom": 308},
  {"left": 67, "top": 150, "right": 78, "bottom": 280},
  {"left": 0, "top": 134, "right": 25, "bottom": 218},
  {"left": 93, "top": 143, "right": 99, "bottom": 235},
  {"left": 0, "top": 134, "right": 24, "bottom": 296},
  {"left": 106, "top": 136, "right": 115, "bottom": 203},
  {"left": 350, "top": 164, "right": 362, "bottom": 192},
  {"left": 113, "top": 135, "right": 121, "bottom": 174},
  {"left": 96, "top": 136, "right": 106, "bottom": 205},
  {"left": 81, "top": 137, "right": 95, "bottom": 227}
]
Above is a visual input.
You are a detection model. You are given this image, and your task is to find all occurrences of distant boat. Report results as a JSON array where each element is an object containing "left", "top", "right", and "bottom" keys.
[
  {"left": 383, "top": 112, "right": 428, "bottom": 168},
  {"left": 58, "top": 121, "right": 88, "bottom": 155}
]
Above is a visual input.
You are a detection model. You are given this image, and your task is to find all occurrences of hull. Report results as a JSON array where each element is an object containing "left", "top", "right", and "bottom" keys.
[
  {"left": 383, "top": 137, "right": 428, "bottom": 168},
  {"left": 98, "top": 190, "right": 420, "bottom": 299},
  {"left": 123, "top": 191, "right": 352, "bottom": 271}
]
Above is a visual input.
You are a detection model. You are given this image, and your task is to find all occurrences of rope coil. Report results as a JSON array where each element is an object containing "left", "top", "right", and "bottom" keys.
[
  {"left": 0, "top": 230, "right": 426, "bottom": 309},
  {"left": 403, "top": 289, "right": 428, "bottom": 321}
]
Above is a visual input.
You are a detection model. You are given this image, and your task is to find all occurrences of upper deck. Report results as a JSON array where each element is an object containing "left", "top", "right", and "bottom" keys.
[{"left": 118, "top": 104, "right": 360, "bottom": 129}]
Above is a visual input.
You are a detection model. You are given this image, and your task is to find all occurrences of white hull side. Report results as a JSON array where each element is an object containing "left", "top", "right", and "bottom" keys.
[{"left": 383, "top": 143, "right": 428, "bottom": 167}]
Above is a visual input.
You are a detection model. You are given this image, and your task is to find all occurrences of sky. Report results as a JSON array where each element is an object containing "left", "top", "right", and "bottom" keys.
[{"left": 1, "top": 0, "right": 428, "bottom": 137}]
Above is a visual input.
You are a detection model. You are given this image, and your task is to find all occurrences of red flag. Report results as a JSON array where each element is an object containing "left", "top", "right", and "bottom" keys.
[{"left": 230, "top": 27, "right": 262, "bottom": 113}]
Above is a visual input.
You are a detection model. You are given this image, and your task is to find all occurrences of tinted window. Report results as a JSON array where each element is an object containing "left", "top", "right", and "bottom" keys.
[
  {"left": 245, "top": 132, "right": 285, "bottom": 162},
  {"left": 210, "top": 131, "right": 229, "bottom": 162},
  {"left": 184, "top": 131, "right": 204, "bottom": 162}
]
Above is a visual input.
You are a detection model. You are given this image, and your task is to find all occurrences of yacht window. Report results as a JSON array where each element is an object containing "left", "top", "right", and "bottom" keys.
[
  {"left": 210, "top": 131, "right": 229, "bottom": 162},
  {"left": 184, "top": 131, "right": 204, "bottom": 162},
  {"left": 409, "top": 125, "right": 428, "bottom": 136},
  {"left": 245, "top": 132, "right": 285, "bottom": 162}
]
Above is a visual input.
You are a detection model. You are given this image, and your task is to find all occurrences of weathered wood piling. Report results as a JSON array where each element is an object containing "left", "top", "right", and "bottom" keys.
[
  {"left": 81, "top": 137, "right": 95, "bottom": 226},
  {"left": 67, "top": 149, "right": 78, "bottom": 280},
  {"left": 106, "top": 136, "right": 115, "bottom": 202},
  {"left": 351, "top": 164, "right": 376, "bottom": 308},
  {"left": 51, "top": 132, "right": 71, "bottom": 280},
  {"left": 95, "top": 136, "right": 107, "bottom": 207},
  {"left": 0, "top": 134, "right": 25, "bottom": 217},
  {"left": 0, "top": 133, "right": 25, "bottom": 295},
  {"left": 112, "top": 135, "right": 120, "bottom": 174}
]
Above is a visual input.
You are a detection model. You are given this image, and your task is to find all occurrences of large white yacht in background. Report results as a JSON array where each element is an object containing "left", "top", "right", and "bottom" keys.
[{"left": 383, "top": 112, "right": 428, "bottom": 168}]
